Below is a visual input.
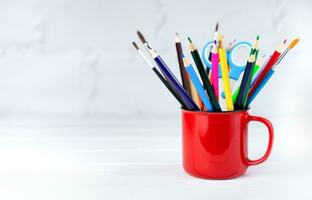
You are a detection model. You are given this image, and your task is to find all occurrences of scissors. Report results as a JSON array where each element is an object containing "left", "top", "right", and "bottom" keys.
[{"left": 202, "top": 41, "right": 252, "bottom": 80}]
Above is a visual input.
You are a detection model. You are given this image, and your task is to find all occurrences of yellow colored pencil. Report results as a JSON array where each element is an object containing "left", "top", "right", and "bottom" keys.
[{"left": 218, "top": 35, "right": 234, "bottom": 111}]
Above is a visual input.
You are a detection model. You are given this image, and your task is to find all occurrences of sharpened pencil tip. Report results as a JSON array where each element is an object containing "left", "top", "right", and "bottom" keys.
[
  {"left": 256, "top": 35, "right": 260, "bottom": 40},
  {"left": 283, "top": 38, "right": 287, "bottom": 44},
  {"left": 215, "top": 22, "right": 219, "bottom": 32},
  {"left": 175, "top": 32, "right": 180, "bottom": 43},
  {"left": 187, "top": 37, "right": 192, "bottom": 43},
  {"left": 132, "top": 41, "right": 139, "bottom": 50},
  {"left": 137, "top": 31, "right": 147, "bottom": 44},
  {"left": 249, "top": 54, "right": 256, "bottom": 62}
]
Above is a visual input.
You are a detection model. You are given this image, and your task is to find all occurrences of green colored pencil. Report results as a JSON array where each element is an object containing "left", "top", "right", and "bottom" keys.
[
  {"left": 188, "top": 37, "right": 221, "bottom": 112},
  {"left": 233, "top": 36, "right": 260, "bottom": 104}
]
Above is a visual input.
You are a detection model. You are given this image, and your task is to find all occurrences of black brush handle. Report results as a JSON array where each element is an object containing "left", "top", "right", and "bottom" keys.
[{"left": 152, "top": 67, "right": 189, "bottom": 109}]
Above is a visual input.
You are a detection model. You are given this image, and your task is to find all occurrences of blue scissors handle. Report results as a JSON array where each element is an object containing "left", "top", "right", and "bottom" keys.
[{"left": 202, "top": 41, "right": 252, "bottom": 80}]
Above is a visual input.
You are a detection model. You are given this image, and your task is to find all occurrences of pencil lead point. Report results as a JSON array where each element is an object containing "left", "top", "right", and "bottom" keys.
[
  {"left": 215, "top": 22, "right": 219, "bottom": 32},
  {"left": 256, "top": 35, "right": 260, "bottom": 40},
  {"left": 187, "top": 37, "right": 192, "bottom": 43},
  {"left": 283, "top": 38, "right": 287, "bottom": 44},
  {"left": 175, "top": 32, "right": 181, "bottom": 42}
]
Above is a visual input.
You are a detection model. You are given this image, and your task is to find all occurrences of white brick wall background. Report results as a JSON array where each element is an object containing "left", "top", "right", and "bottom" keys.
[
  {"left": 0, "top": 1, "right": 311, "bottom": 199},
  {"left": 0, "top": 0, "right": 310, "bottom": 122}
]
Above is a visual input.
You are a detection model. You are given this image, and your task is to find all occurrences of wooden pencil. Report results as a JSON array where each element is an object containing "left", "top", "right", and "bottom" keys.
[
  {"left": 188, "top": 37, "right": 221, "bottom": 112},
  {"left": 211, "top": 41, "right": 219, "bottom": 100},
  {"left": 247, "top": 40, "right": 286, "bottom": 100},
  {"left": 218, "top": 35, "right": 234, "bottom": 111},
  {"left": 175, "top": 33, "right": 192, "bottom": 96},
  {"left": 247, "top": 38, "right": 299, "bottom": 105},
  {"left": 234, "top": 54, "right": 256, "bottom": 110},
  {"left": 183, "top": 56, "right": 213, "bottom": 111}
]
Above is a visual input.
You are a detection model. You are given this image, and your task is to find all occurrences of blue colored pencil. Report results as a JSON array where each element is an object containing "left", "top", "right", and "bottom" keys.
[
  {"left": 183, "top": 56, "right": 213, "bottom": 111},
  {"left": 247, "top": 68, "right": 274, "bottom": 105}
]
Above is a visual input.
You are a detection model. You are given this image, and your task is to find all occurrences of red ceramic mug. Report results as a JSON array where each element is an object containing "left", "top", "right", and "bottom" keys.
[{"left": 182, "top": 109, "right": 274, "bottom": 179}]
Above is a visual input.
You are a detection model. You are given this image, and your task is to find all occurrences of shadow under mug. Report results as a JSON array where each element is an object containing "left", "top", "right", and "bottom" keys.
[{"left": 182, "top": 109, "right": 274, "bottom": 179}]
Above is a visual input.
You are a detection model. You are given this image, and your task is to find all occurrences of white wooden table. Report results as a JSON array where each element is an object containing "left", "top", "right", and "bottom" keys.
[{"left": 0, "top": 117, "right": 311, "bottom": 200}]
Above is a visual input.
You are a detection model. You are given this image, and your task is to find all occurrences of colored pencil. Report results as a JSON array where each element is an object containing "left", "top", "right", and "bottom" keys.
[
  {"left": 234, "top": 54, "right": 256, "bottom": 110},
  {"left": 132, "top": 42, "right": 188, "bottom": 108},
  {"left": 247, "top": 38, "right": 299, "bottom": 105},
  {"left": 247, "top": 39, "right": 287, "bottom": 100},
  {"left": 232, "top": 36, "right": 261, "bottom": 103},
  {"left": 252, "top": 36, "right": 260, "bottom": 71},
  {"left": 137, "top": 31, "right": 199, "bottom": 111},
  {"left": 208, "top": 22, "right": 219, "bottom": 62},
  {"left": 232, "top": 55, "right": 266, "bottom": 103},
  {"left": 188, "top": 75, "right": 203, "bottom": 109},
  {"left": 175, "top": 33, "right": 202, "bottom": 107},
  {"left": 211, "top": 41, "right": 219, "bottom": 100},
  {"left": 218, "top": 35, "right": 234, "bottom": 111},
  {"left": 175, "top": 33, "right": 192, "bottom": 96},
  {"left": 188, "top": 37, "right": 221, "bottom": 112},
  {"left": 250, "top": 35, "right": 260, "bottom": 56},
  {"left": 183, "top": 56, "right": 213, "bottom": 111}
]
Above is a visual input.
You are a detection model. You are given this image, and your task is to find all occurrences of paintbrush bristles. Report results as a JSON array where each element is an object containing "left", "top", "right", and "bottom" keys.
[
  {"left": 132, "top": 42, "right": 139, "bottom": 50},
  {"left": 137, "top": 31, "right": 147, "bottom": 44},
  {"left": 288, "top": 38, "right": 300, "bottom": 49}
]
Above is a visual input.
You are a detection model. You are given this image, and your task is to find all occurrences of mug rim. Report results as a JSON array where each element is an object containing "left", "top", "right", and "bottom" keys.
[{"left": 181, "top": 107, "right": 250, "bottom": 115}]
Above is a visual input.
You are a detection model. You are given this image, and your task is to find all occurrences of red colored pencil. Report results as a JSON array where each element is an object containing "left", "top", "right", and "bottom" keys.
[{"left": 247, "top": 40, "right": 286, "bottom": 99}]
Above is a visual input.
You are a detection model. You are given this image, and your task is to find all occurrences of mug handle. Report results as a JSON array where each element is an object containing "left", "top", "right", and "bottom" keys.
[{"left": 246, "top": 115, "right": 274, "bottom": 166}]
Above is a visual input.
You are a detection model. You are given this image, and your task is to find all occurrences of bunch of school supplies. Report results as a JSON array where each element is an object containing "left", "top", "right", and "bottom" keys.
[{"left": 132, "top": 24, "right": 299, "bottom": 112}]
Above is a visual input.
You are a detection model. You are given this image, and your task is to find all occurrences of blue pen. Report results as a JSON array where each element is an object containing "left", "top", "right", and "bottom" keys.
[{"left": 183, "top": 56, "right": 213, "bottom": 111}]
